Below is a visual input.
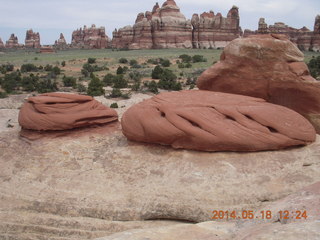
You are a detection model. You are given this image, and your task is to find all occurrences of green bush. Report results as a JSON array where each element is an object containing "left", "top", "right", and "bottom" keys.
[
  {"left": 131, "top": 82, "right": 141, "bottom": 91},
  {"left": 87, "top": 58, "right": 96, "bottom": 64},
  {"left": 63, "top": 76, "right": 77, "bottom": 88},
  {"left": 1, "top": 72, "right": 21, "bottom": 93},
  {"left": 0, "top": 92, "right": 7, "bottom": 98},
  {"left": 61, "top": 61, "right": 66, "bottom": 67},
  {"left": 82, "top": 63, "right": 104, "bottom": 75},
  {"left": 192, "top": 55, "right": 207, "bottom": 63},
  {"left": 110, "top": 88, "right": 122, "bottom": 98},
  {"left": 21, "top": 74, "right": 39, "bottom": 91},
  {"left": 21, "top": 63, "right": 38, "bottom": 73},
  {"left": 308, "top": 56, "right": 320, "bottom": 79},
  {"left": 119, "top": 58, "right": 128, "bottom": 64},
  {"left": 113, "top": 75, "right": 128, "bottom": 89},
  {"left": 110, "top": 102, "right": 119, "bottom": 108},
  {"left": 179, "top": 54, "right": 192, "bottom": 63},
  {"left": 129, "top": 71, "right": 142, "bottom": 82},
  {"left": 87, "top": 75, "right": 105, "bottom": 96},
  {"left": 129, "top": 59, "right": 138, "bottom": 66},
  {"left": 36, "top": 77, "right": 58, "bottom": 93},
  {"left": 0, "top": 63, "right": 14, "bottom": 74},
  {"left": 157, "top": 69, "right": 181, "bottom": 91},
  {"left": 147, "top": 80, "right": 159, "bottom": 94},
  {"left": 152, "top": 65, "right": 164, "bottom": 79},
  {"left": 161, "top": 59, "right": 171, "bottom": 67},
  {"left": 117, "top": 66, "right": 125, "bottom": 75}
]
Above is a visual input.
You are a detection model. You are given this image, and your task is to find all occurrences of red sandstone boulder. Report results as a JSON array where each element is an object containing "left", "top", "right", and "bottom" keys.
[
  {"left": 25, "top": 29, "right": 41, "bottom": 48},
  {"left": 19, "top": 93, "right": 118, "bottom": 131},
  {"left": 121, "top": 90, "right": 316, "bottom": 152},
  {"left": 197, "top": 34, "right": 320, "bottom": 133}
]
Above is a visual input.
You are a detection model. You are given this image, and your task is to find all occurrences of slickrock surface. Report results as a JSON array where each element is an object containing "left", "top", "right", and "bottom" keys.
[
  {"left": 18, "top": 93, "right": 118, "bottom": 131},
  {"left": 121, "top": 90, "right": 315, "bottom": 152},
  {"left": 1, "top": 93, "right": 319, "bottom": 239},
  {"left": 197, "top": 34, "right": 320, "bottom": 133}
]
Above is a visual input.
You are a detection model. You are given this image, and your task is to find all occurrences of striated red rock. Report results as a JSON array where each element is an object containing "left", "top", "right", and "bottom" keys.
[
  {"left": 197, "top": 34, "right": 320, "bottom": 132},
  {"left": 0, "top": 37, "right": 4, "bottom": 48},
  {"left": 121, "top": 90, "right": 316, "bottom": 152},
  {"left": 191, "top": 6, "right": 242, "bottom": 49},
  {"left": 5, "top": 34, "right": 20, "bottom": 48},
  {"left": 54, "top": 33, "right": 68, "bottom": 50},
  {"left": 244, "top": 16, "right": 320, "bottom": 51},
  {"left": 19, "top": 93, "right": 118, "bottom": 131},
  {"left": 25, "top": 29, "right": 41, "bottom": 48},
  {"left": 71, "top": 24, "right": 109, "bottom": 49}
]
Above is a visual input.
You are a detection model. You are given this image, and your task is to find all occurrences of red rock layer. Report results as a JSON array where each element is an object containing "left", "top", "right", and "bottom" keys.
[
  {"left": 0, "top": 38, "right": 4, "bottom": 48},
  {"left": 19, "top": 93, "right": 118, "bottom": 131},
  {"left": 121, "top": 90, "right": 316, "bottom": 152},
  {"left": 71, "top": 24, "right": 109, "bottom": 49},
  {"left": 112, "top": 1, "right": 241, "bottom": 49},
  {"left": 244, "top": 16, "right": 320, "bottom": 51},
  {"left": 5, "top": 34, "right": 20, "bottom": 49},
  {"left": 54, "top": 33, "right": 68, "bottom": 50},
  {"left": 197, "top": 34, "right": 320, "bottom": 133},
  {"left": 25, "top": 29, "right": 41, "bottom": 48}
]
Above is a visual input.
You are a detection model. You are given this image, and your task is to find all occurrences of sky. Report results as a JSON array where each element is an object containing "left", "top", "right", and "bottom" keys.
[{"left": 0, "top": 0, "right": 319, "bottom": 45}]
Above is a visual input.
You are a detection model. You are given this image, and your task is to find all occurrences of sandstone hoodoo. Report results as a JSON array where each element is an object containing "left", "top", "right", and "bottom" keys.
[
  {"left": 0, "top": 37, "right": 4, "bottom": 48},
  {"left": 191, "top": 6, "right": 241, "bottom": 49},
  {"left": 71, "top": 24, "right": 109, "bottom": 49},
  {"left": 112, "top": 1, "right": 242, "bottom": 49},
  {"left": 25, "top": 29, "right": 41, "bottom": 48},
  {"left": 197, "top": 34, "right": 320, "bottom": 133},
  {"left": 121, "top": 90, "right": 316, "bottom": 152},
  {"left": 54, "top": 33, "right": 68, "bottom": 50},
  {"left": 5, "top": 34, "right": 20, "bottom": 48},
  {"left": 19, "top": 93, "right": 118, "bottom": 131},
  {"left": 244, "top": 15, "right": 320, "bottom": 51}
]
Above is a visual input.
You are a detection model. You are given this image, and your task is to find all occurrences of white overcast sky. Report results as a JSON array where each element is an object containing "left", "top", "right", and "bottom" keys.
[{"left": 0, "top": 0, "right": 319, "bottom": 45}]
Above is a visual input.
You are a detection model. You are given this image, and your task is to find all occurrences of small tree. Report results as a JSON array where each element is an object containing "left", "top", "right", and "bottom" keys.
[
  {"left": 109, "top": 88, "right": 122, "bottom": 98},
  {"left": 129, "top": 59, "right": 138, "bottom": 66},
  {"left": 152, "top": 65, "right": 163, "bottom": 79},
  {"left": 87, "top": 76, "right": 105, "bottom": 96},
  {"left": 87, "top": 58, "right": 96, "bottom": 64},
  {"left": 63, "top": 76, "right": 77, "bottom": 88},
  {"left": 148, "top": 80, "right": 159, "bottom": 94},
  {"left": 61, "top": 61, "right": 66, "bottom": 67},
  {"left": 110, "top": 102, "right": 119, "bottom": 108},
  {"left": 113, "top": 75, "right": 128, "bottom": 88},
  {"left": 119, "top": 58, "right": 128, "bottom": 64}
]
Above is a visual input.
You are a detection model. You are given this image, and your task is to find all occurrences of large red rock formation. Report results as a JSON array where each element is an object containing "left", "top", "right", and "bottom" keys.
[
  {"left": 244, "top": 16, "right": 320, "bottom": 51},
  {"left": 54, "top": 33, "right": 68, "bottom": 50},
  {"left": 0, "top": 38, "right": 4, "bottom": 48},
  {"left": 197, "top": 34, "right": 320, "bottom": 133},
  {"left": 121, "top": 90, "right": 316, "bottom": 152},
  {"left": 5, "top": 34, "right": 20, "bottom": 48},
  {"left": 19, "top": 93, "right": 118, "bottom": 131},
  {"left": 112, "top": 1, "right": 240, "bottom": 49},
  {"left": 25, "top": 29, "right": 41, "bottom": 48},
  {"left": 191, "top": 6, "right": 242, "bottom": 49},
  {"left": 71, "top": 24, "right": 109, "bottom": 49}
]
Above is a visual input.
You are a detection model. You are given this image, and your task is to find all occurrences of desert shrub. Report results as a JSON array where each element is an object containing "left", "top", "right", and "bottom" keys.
[
  {"left": 103, "top": 73, "right": 115, "bottom": 86},
  {"left": 63, "top": 76, "right": 77, "bottom": 88},
  {"left": 151, "top": 65, "right": 164, "bottom": 79},
  {"left": 87, "top": 58, "right": 96, "bottom": 64},
  {"left": 157, "top": 69, "right": 180, "bottom": 91},
  {"left": 189, "top": 84, "right": 195, "bottom": 89},
  {"left": 131, "top": 64, "right": 142, "bottom": 69},
  {"left": 110, "top": 102, "right": 119, "bottom": 108},
  {"left": 147, "top": 80, "right": 159, "bottom": 94},
  {"left": 129, "top": 71, "right": 142, "bottom": 82},
  {"left": 36, "top": 77, "right": 58, "bottom": 93},
  {"left": 44, "top": 64, "right": 53, "bottom": 71},
  {"left": 1, "top": 72, "right": 21, "bottom": 93},
  {"left": 21, "top": 63, "right": 38, "bottom": 73},
  {"left": 131, "top": 82, "right": 141, "bottom": 91},
  {"left": 109, "top": 88, "right": 122, "bottom": 98},
  {"left": 160, "top": 59, "right": 171, "bottom": 67},
  {"left": 77, "top": 83, "right": 87, "bottom": 93},
  {"left": 82, "top": 63, "right": 104, "bottom": 75},
  {"left": 87, "top": 75, "right": 105, "bottom": 96},
  {"left": 113, "top": 75, "right": 128, "bottom": 89},
  {"left": 21, "top": 74, "right": 39, "bottom": 91},
  {"left": 52, "top": 66, "right": 61, "bottom": 75},
  {"left": 119, "top": 58, "right": 128, "bottom": 64},
  {"left": 61, "top": 61, "right": 66, "bottom": 67},
  {"left": 179, "top": 54, "right": 192, "bottom": 63},
  {"left": 0, "top": 63, "right": 14, "bottom": 74},
  {"left": 116, "top": 66, "right": 125, "bottom": 75},
  {"left": 178, "top": 63, "right": 185, "bottom": 69},
  {"left": 308, "top": 56, "right": 320, "bottom": 79},
  {"left": 147, "top": 58, "right": 159, "bottom": 65},
  {"left": 129, "top": 59, "right": 138, "bottom": 66},
  {"left": 192, "top": 55, "right": 207, "bottom": 63},
  {"left": 0, "top": 92, "right": 7, "bottom": 98}
]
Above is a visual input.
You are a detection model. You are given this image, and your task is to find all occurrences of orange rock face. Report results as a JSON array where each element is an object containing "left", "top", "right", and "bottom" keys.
[
  {"left": 5, "top": 34, "right": 20, "bottom": 49},
  {"left": 25, "top": 29, "right": 41, "bottom": 48},
  {"left": 121, "top": 90, "right": 316, "bottom": 152},
  {"left": 54, "top": 33, "right": 68, "bottom": 50},
  {"left": 19, "top": 93, "right": 118, "bottom": 131},
  {"left": 0, "top": 37, "right": 4, "bottom": 48},
  {"left": 197, "top": 34, "right": 320, "bottom": 133}
]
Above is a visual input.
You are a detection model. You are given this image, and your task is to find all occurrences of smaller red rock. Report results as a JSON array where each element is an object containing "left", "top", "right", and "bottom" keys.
[{"left": 19, "top": 93, "right": 118, "bottom": 131}]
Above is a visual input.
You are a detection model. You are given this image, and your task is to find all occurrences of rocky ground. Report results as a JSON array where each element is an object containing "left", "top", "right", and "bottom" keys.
[{"left": 0, "top": 94, "right": 319, "bottom": 240}]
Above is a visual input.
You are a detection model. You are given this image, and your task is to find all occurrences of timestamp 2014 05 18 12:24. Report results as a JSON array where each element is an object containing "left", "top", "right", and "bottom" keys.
[{"left": 211, "top": 210, "right": 308, "bottom": 220}]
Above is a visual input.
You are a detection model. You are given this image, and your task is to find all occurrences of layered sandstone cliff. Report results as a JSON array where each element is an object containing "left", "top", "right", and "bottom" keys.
[
  {"left": 71, "top": 24, "right": 109, "bottom": 49},
  {"left": 112, "top": 1, "right": 241, "bottom": 49},
  {"left": 25, "top": 29, "right": 41, "bottom": 48},
  {"left": 5, "top": 34, "right": 20, "bottom": 48},
  {"left": 0, "top": 38, "right": 4, "bottom": 49},
  {"left": 244, "top": 16, "right": 320, "bottom": 51},
  {"left": 54, "top": 33, "right": 68, "bottom": 50}
]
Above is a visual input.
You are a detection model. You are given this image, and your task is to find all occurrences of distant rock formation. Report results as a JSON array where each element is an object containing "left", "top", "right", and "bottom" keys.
[
  {"left": 71, "top": 24, "right": 109, "bottom": 49},
  {"left": 25, "top": 29, "right": 41, "bottom": 48},
  {"left": 191, "top": 6, "right": 242, "bottom": 49},
  {"left": 0, "top": 38, "right": 4, "bottom": 49},
  {"left": 112, "top": 1, "right": 241, "bottom": 49},
  {"left": 244, "top": 16, "right": 320, "bottom": 51},
  {"left": 5, "top": 34, "right": 21, "bottom": 48},
  {"left": 54, "top": 33, "right": 68, "bottom": 50},
  {"left": 197, "top": 34, "right": 320, "bottom": 133}
]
